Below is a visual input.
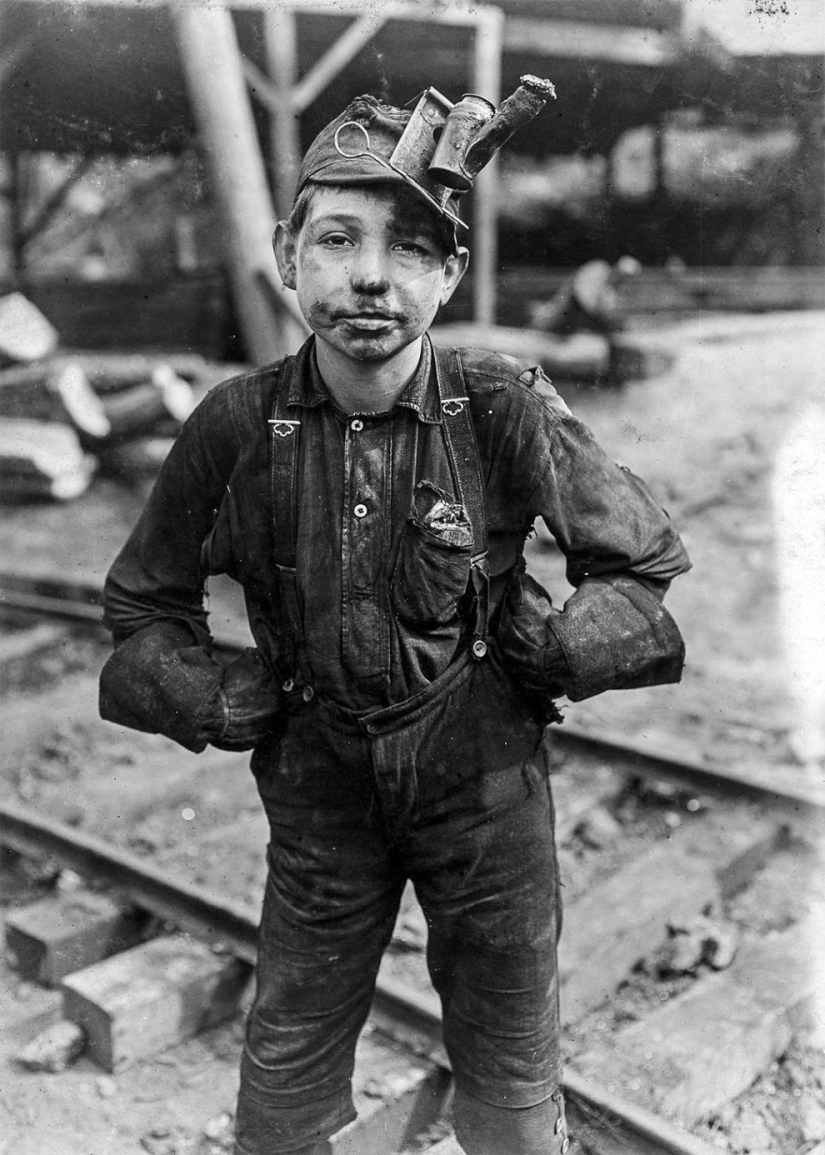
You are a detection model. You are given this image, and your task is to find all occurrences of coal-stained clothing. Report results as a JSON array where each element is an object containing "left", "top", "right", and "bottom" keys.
[
  {"left": 234, "top": 647, "right": 562, "bottom": 1153},
  {"left": 100, "top": 335, "right": 689, "bottom": 1155},
  {"left": 102, "top": 336, "right": 689, "bottom": 734}
]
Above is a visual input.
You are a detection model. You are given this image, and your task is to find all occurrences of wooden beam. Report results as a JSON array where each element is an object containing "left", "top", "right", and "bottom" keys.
[
  {"left": 291, "top": 11, "right": 388, "bottom": 113},
  {"left": 19, "top": 156, "right": 96, "bottom": 250},
  {"left": 471, "top": 7, "right": 503, "bottom": 326},
  {"left": 264, "top": 8, "right": 301, "bottom": 218},
  {"left": 504, "top": 18, "right": 679, "bottom": 66},
  {"left": 0, "top": 30, "right": 38, "bottom": 86}
]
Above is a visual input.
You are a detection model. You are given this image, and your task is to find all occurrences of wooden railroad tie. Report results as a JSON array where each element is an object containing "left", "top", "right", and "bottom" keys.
[
  {"left": 559, "top": 816, "right": 787, "bottom": 1024},
  {"left": 5, "top": 890, "right": 148, "bottom": 987},
  {"left": 59, "top": 933, "right": 252, "bottom": 1072}
]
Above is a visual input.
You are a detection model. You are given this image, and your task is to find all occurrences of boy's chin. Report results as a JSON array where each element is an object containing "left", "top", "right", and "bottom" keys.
[{"left": 323, "top": 329, "right": 423, "bottom": 363}]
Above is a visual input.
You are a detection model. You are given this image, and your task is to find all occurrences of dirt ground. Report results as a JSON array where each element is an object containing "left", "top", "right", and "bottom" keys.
[{"left": 1, "top": 309, "right": 824, "bottom": 1153}]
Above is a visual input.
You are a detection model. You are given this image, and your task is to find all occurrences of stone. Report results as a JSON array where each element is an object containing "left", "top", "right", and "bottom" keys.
[{"left": 15, "top": 1020, "right": 86, "bottom": 1072}]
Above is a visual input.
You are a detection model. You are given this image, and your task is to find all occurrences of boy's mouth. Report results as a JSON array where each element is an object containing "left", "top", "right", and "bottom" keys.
[{"left": 340, "top": 312, "right": 397, "bottom": 332}]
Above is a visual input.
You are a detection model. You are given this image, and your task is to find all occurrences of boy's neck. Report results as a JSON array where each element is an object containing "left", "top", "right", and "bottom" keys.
[{"left": 314, "top": 337, "right": 424, "bottom": 414}]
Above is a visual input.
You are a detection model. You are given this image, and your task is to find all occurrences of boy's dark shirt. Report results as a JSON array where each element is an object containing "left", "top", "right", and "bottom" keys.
[{"left": 103, "top": 337, "right": 689, "bottom": 715}]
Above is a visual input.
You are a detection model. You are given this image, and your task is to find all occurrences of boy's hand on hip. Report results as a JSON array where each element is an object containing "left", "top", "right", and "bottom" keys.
[{"left": 214, "top": 649, "right": 284, "bottom": 751}]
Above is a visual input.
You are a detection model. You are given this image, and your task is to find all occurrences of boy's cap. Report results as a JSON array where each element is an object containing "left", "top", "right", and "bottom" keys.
[
  {"left": 295, "top": 79, "right": 555, "bottom": 255},
  {"left": 296, "top": 93, "right": 466, "bottom": 253}
]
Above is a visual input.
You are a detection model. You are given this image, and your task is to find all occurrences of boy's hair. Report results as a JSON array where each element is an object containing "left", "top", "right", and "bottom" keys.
[{"left": 286, "top": 180, "right": 456, "bottom": 258}]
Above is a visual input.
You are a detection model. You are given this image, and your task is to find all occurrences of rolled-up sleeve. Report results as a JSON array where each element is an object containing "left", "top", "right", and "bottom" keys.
[{"left": 475, "top": 361, "right": 691, "bottom": 702}]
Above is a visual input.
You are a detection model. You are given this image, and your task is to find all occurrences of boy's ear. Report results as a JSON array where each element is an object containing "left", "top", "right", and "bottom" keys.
[
  {"left": 273, "top": 222, "right": 297, "bottom": 290},
  {"left": 440, "top": 247, "right": 470, "bottom": 307}
]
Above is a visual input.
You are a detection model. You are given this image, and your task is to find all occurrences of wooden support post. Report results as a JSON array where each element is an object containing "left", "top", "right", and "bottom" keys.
[
  {"left": 263, "top": 8, "right": 301, "bottom": 219},
  {"left": 173, "top": 6, "right": 301, "bottom": 364},
  {"left": 262, "top": 7, "right": 309, "bottom": 353},
  {"left": 471, "top": 8, "right": 503, "bottom": 326}
]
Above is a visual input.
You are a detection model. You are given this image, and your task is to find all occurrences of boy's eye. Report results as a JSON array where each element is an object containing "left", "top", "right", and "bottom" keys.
[
  {"left": 393, "top": 240, "right": 430, "bottom": 256},
  {"left": 320, "top": 233, "right": 353, "bottom": 247}
]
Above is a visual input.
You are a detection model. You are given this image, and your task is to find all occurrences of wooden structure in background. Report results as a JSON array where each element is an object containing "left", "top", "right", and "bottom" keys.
[
  {"left": 3, "top": 1, "right": 819, "bottom": 359},
  {"left": 1, "top": 0, "right": 509, "bottom": 352}
]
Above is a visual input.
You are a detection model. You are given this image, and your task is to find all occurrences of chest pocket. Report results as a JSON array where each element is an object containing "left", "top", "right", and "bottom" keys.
[{"left": 391, "top": 481, "right": 474, "bottom": 627}]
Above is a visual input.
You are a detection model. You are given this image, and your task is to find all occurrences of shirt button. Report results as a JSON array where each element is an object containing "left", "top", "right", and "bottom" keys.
[
  {"left": 302, "top": 685, "right": 315, "bottom": 703},
  {"left": 351, "top": 418, "right": 364, "bottom": 432},
  {"left": 353, "top": 503, "right": 368, "bottom": 518}
]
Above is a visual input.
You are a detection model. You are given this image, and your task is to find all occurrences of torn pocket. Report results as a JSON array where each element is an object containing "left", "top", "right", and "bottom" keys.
[{"left": 392, "top": 482, "right": 473, "bottom": 627}]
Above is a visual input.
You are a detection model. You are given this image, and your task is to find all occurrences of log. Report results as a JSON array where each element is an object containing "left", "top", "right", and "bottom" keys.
[
  {"left": 97, "top": 438, "right": 176, "bottom": 479},
  {"left": 99, "top": 366, "right": 195, "bottom": 439},
  {"left": 0, "top": 352, "right": 227, "bottom": 394},
  {"left": 431, "top": 322, "right": 610, "bottom": 378},
  {"left": 0, "top": 420, "right": 96, "bottom": 501},
  {"left": 431, "top": 322, "right": 674, "bottom": 384},
  {"left": 0, "top": 292, "right": 58, "bottom": 365},
  {"left": 0, "top": 359, "right": 111, "bottom": 439}
]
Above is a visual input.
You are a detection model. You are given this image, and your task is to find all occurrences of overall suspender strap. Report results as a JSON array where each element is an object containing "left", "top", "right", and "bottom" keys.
[
  {"left": 431, "top": 342, "right": 491, "bottom": 659},
  {"left": 268, "top": 356, "right": 308, "bottom": 690},
  {"left": 269, "top": 343, "right": 492, "bottom": 681}
]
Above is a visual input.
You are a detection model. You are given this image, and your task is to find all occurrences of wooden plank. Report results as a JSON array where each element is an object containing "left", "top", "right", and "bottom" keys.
[
  {"left": 334, "top": 1028, "right": 452, "bottom": 1155},
  {"left": 5, "top": 891, "right": 147, "bottom": 986},
  {"left": 559, "top": 818, "right": 784, "bottom": 1024},
  {"left": 61, "top": 934, "right": 252, "bottom": 1071},
  {"left": 504, "top": 18, "right": 679, "bottom": 65},
  {"left": 571, "top": 916, "right": 820, "bottom": 1127}
]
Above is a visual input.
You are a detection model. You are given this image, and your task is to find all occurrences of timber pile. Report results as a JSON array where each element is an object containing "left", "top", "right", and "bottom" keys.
[
  {"left": 434, "top": 260, "right": 674, "bottom": 385},
  {"left": 0, "top": 294, "right": 234, "bottom": 502}
]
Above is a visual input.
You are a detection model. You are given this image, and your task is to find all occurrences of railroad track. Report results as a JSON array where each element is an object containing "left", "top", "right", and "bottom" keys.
[{"left": 1, "top": 573, "right": 823, "bottom": 1155}]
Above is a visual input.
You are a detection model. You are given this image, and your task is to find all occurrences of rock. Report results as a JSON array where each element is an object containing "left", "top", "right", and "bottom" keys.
[
  {"left": 801, "top": 1100, "right": 825, "bottom": 1144},
  {"left": 575, "top": 805, "right": 621, "bottom": 848},
  {"left": 139, "top": 1125, "right": 199, "bottom": 1155},
  {"left": 659, "top": 914, "right": 739, "bottom": 975},
  {"left": 96, "top": 1075, "right": 117, "bottom": 1099},
  {"left": 202, "top": 1112, "right": 234, "bottom": 1150},
  {"left": 15, "top": 1020, "right": 86, "bottom": 1072},
  {"left": 725, "top": 1112, "right": 772, "bottom": 1153}
]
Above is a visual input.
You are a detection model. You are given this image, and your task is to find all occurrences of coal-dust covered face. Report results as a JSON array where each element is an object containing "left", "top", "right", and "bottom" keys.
[{"left": 274, "top": 183, "right": 468, "bottom": 366}]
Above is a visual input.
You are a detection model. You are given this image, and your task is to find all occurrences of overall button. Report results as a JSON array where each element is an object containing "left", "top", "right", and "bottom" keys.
[
  {"left": 472, "top": 639, "right": 488, "bottom": 659},
  {"left": 350, "top": 418, "right": 364, "bottom": 432},
  {"left": 353, "top": 503, "right": 368, "bottom": 518}
]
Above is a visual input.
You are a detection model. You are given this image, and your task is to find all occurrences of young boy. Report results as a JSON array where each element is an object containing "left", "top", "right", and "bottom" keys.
[{"left": 100, "top": 85, "right": 690, "bottom": 1155}]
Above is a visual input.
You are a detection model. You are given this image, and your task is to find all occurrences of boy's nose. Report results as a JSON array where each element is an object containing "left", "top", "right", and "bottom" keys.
[{"left": 350, "top": 244, "right": 390, "bottom": 295}]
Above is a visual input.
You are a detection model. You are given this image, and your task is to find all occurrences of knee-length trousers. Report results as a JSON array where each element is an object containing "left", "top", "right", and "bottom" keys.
[{"left": 235, "top": 650, "right": 563, "bottom": 1155}]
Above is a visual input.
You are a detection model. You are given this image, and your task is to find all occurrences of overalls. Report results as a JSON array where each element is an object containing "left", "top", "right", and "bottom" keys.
[{"left": 234, "top": 345, "right": 569, "bottom": 1155}]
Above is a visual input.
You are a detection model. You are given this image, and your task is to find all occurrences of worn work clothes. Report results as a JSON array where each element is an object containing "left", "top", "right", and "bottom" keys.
[
  {"left": 101, "top": 337, "right": 689, "bottom": 1154},
  {"left": 235, "top": 648, "right": 562, "bottom": 1154},
  {"left": 103, "top": 338, "right": 689, "bottom": 717}
]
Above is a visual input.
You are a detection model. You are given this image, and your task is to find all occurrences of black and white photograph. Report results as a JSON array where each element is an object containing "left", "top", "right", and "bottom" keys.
[{"left": 0, "top": 2, "right": 823, "bottom": 1153}]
